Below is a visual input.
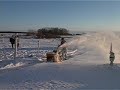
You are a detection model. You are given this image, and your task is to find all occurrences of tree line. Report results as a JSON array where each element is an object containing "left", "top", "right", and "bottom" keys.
[{"left": 27, "top": 27, "right": 70, "bottom": 38}]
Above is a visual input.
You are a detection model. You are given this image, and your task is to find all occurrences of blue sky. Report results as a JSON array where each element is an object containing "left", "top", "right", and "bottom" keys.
[{"left": 0, "top": 1, "right": 120, "bottom": 31}]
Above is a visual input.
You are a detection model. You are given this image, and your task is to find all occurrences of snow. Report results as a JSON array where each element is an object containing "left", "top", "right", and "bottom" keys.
[
  {"left": 11, "top": 80, "right": 84, "bottom": 90},
  {"left": 0, "top": 31, "right": 120, "bottom": 89},
  {"left": 0, "top": 62, "right": 25, "bottom": 70}
]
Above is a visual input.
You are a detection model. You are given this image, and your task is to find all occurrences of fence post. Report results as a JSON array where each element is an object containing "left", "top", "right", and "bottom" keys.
[
  {"left": 38, "top": 39, "right": 40, "bottom": 55},
  {"left": 14, "top": 33, "right": 18, "bottom": 60},
  {"left": 2, "top": 34, "right": 7, "bottom": 60}
]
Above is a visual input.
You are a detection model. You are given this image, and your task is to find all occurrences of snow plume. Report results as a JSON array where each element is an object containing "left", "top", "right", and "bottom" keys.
[
  {"left": 60, "top": 31, "right": 120, "bottom": 63},
  {"left": 60, "top": 36, "right": 87, "bottom": 51},
  {"left": 86, "top": 31, "right": 120, "bottom": 63}
]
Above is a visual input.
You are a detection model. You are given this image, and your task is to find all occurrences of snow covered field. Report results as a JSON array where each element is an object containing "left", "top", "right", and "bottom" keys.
[{"left": 0, "top": 31, "right": 120, "bottom": 89}]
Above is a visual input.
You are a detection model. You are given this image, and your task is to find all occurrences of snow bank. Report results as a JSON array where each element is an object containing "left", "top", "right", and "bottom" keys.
[
  {"left": 0, "top": 62, "right": 25, "bottom": 70},
  {"left": 0, "top": 56, "right": 42, "bottom": 70}
]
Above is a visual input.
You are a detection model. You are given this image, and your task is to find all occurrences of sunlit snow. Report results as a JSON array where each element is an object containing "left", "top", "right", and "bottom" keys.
[{"left": 0, "top": 31, "right": 120, "bottom": 89}]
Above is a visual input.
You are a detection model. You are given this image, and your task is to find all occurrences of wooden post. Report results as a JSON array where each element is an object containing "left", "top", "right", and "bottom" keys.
[
  {"left": 14, "top": 33, "right": 18, "bottom": 60},
  {"left": 38, "top": 39, "right": 40, "bottom": 55},
  {"left": 2, "top": 34, "right": 7, "bottom": 60}
]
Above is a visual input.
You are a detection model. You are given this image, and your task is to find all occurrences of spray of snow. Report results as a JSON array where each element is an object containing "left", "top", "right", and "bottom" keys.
[
  {"left": 60, "top": 36, "right": 87, "bottom": 50},
  {"left": 60, "top": 31, "right": 120, "bottom": 63},
  {"left": 86, "top": 31, "right": 120, "bottom": 63}
]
